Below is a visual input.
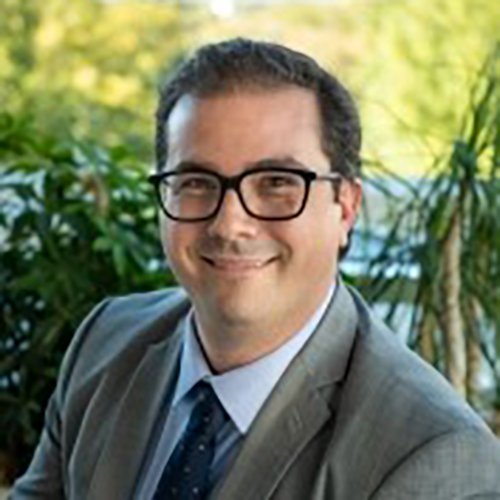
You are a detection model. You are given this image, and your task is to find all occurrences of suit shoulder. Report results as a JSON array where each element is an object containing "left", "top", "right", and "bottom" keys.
[
  {"left": 325, "top": 287, "right": 499, "bottom": 497},
  {"left": 78, "top": 287, "right": 190, "bottom": 349},
  {"left": 371, "top": 427, "right": 500, "bottom": 498},
  {"left": 59, "top": 287, "right": 191, "bottom": 396},
  {"left": 102, "top": 287, "right": 191, "bottom": 332},
  {"left": 346, "top": 286, "right": 485, "bottom": 432}
]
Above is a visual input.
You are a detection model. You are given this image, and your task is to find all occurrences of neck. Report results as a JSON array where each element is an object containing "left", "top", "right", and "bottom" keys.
[
  {"left": 192, "top": 283, "right": 335, "bottom": 374},
  {"left": 195, "top": 320, "right": 295, "bottom": 374}
]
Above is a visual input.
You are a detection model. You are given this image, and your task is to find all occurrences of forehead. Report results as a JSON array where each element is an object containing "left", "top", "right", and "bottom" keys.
[{"left": 165, "top": 87, "right": 326, "bottom": 171}]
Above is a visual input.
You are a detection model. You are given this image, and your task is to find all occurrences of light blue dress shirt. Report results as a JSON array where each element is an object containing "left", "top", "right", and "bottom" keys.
[{"left": 137, "top": 282, "right": 336, "bottom": 499}]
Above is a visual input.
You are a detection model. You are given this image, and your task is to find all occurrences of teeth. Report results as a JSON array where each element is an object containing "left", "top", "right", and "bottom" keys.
[
  {"left": 202, "top": 257, "right": 268, "bottom": 269},
  {"left": 214, "top": 261, "right": 264, "bottom": 268}
]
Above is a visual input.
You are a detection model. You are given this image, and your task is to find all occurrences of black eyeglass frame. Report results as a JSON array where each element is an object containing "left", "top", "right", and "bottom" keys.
[{"left": 148, "top": 166, "right": 343, "bottom": 222}]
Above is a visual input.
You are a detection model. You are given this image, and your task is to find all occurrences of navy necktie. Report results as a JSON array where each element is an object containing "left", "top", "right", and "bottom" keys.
[{"left": 153, "top": 381, "right": 228, "bottom": 499}]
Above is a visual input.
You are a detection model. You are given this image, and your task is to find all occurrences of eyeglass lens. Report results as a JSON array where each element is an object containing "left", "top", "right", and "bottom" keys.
[{"left": 159, "top": 170, "right": 307, "bottom": 220}]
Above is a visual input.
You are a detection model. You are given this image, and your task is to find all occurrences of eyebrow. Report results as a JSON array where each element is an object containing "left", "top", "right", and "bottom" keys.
[
  {"left": 170, "top": 156, "right": 310, "bottom": 173},
  {"left": 171, "top": 160, "right": 217, "bottom": 173},
  {"left": 249, "top": 156, "right": 310, "bottom": 170}
]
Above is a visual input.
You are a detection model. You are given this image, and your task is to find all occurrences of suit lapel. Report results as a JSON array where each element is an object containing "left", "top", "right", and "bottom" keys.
[
  {"left": 213, "top": 360, "right": 333, "bottom": 500},
  {"left": 87, "top": 313, "right": 186, "bottom": 500},
  {"left": 215, "top": 282, "right": 359, "bottom": 500}
]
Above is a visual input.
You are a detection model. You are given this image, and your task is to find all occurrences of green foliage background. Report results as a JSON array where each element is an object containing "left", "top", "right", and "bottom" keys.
[{"left": 0, "top": 112, "right": 175, "bottom": 480}]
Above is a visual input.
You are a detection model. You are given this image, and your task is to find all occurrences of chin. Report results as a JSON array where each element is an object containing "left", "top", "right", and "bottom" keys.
[{"left": 204, "top": 288, "right": 266, "bottom": 326}]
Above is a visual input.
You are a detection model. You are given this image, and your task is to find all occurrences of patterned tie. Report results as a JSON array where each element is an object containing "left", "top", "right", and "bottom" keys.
[{"left": 153, "top": 381, "right": 228, "bottom": 499}]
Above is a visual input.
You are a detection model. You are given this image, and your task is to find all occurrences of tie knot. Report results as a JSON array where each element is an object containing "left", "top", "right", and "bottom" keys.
[
  {"left": 190, "top": 381, "right": 228, "bottom": 436},
  {"left": 195, "top": 381, "right": 218, "bottom": 405}
]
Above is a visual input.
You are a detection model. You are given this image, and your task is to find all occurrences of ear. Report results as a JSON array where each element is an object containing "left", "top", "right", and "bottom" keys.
[{"left": 337, "top": 178, "right": 362, "bottom": 247}]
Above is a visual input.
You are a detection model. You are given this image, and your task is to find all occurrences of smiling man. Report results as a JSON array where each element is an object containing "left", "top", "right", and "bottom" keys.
[
  {"left": 159, "top": 88, "right": 359, "bottom": 373},
  {"left": 12, "top": 39, "right": 500, "bottom": 500}
]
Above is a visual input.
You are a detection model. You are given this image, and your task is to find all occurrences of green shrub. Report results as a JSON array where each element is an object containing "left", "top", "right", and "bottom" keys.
[{"left": 0, "top": 112, "right": 175, "bottom": 482}]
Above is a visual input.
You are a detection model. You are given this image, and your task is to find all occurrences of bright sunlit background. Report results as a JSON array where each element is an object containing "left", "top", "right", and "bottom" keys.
[{"left": 2, "top": 0, "right": 498, "bottom": 175}]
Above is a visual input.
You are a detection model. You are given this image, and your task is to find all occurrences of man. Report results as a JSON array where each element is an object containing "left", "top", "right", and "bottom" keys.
[{"left": 12, "top": 39, "right": 500, "bottom": 499}]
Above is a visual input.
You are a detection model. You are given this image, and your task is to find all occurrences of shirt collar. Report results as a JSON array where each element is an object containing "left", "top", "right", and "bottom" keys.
[{"left": 172, "top": 281, "right": 336, "bottom": 434}]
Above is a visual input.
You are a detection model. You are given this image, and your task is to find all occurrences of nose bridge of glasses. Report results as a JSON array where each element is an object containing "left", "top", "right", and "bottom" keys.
[
  {"left": 217, "top": 173, "right": 249, "bottom": 209},
  {"left": 219, "top": 172, "right": 244, "bottom": 193},
  {"left": 207, "top": 190, "right": 255, "bottom": 238}
]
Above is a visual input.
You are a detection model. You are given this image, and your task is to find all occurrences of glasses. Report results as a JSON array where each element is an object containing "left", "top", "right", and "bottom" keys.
[{"left": 148, "top": 166, "right": 342, "bottom": 222}]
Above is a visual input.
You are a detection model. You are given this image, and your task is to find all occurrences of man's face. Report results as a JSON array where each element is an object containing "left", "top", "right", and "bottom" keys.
[{"left": 160, "top": 87, "right": 361, "bottom": 336}]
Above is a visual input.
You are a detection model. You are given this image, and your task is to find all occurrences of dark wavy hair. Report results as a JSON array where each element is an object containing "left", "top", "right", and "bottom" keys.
[{"left": 155, "top": 38, "right": 361, "bottom": 179}]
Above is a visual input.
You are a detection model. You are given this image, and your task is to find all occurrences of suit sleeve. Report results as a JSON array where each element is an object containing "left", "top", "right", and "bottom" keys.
[
  {"left": 9, "top": 299, "right": 112, "bottom": 499},
  {"left": 370, "top": 428, "right": 500, "bottom": 500}
]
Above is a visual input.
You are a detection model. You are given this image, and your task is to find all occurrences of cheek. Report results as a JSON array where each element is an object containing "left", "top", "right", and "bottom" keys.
[
  {"left": 160, "top": 220, "right": 196, "bottom": 271},
  {"left": 160, "top": 219, "right": 175, "bottom": 263},
  {"left": 272, "top": 220, "right": 335, "bottom": 266},
  {"left": 281, "top": 206, "right": 342, "bottom": 265}
]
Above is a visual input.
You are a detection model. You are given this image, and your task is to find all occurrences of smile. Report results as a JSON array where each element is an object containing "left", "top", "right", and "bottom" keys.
[{"left": 200, "top": 256, "right": 276, "bottom": 271}]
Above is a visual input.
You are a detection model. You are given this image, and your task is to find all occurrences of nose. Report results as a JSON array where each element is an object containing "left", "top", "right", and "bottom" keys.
[{"left": 206, "top": 189, "right": 259, "bottom": 239}]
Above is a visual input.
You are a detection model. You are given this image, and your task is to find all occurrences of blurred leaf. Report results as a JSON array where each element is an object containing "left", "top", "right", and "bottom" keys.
[{"left": 0, "top": 112, "right": 175, "bottom": 479}]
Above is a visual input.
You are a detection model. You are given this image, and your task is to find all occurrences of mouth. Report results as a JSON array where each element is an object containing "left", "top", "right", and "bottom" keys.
[{"left": 200, "top": 256, "right": 277, "bottom": 272}]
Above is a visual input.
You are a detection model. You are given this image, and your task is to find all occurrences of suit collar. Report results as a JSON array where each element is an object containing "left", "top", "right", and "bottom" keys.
[
  {"left": 299, "top": 280, "right": 359, "bottom": 389},
  {"left": 87, "top": 300, "right": 187, "bottom": 500}
]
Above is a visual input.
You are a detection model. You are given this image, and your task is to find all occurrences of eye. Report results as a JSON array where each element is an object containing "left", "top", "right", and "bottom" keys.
[
  {"left": 168, "top": 174, "right": 219, "bottom": 195},
  {"left": 257, "top": 173, "right": 302, "bottom": 190}
]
